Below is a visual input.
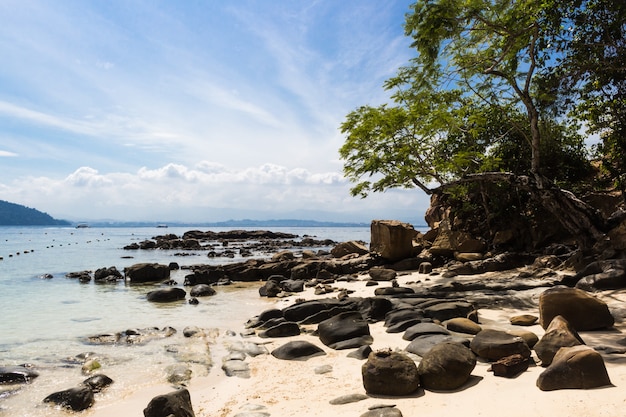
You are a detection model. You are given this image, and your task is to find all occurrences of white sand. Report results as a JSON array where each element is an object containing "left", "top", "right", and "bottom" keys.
[{"left": 89, "top": 270, "right": 626, "bottom": 417}]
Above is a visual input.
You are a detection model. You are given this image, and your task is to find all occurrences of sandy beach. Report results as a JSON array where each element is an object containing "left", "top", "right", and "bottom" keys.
[{"left": 88, "top": 269, "right": 626, "bottom": 417}]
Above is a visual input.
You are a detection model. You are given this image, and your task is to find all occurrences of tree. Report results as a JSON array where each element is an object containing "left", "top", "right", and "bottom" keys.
[
  {"left": 539, "top": 0, "right": 626, "bottom": 198},
  {"left": 340, "top": 0, "right": 606, "bottom": 248}
]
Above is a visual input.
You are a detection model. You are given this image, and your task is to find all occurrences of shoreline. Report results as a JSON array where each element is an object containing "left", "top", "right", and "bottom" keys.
[{"left": 88, "top": 268, "right": 626, "bottom": 417}]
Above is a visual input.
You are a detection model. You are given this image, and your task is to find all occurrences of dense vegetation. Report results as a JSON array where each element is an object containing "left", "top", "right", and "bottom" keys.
[
  {"left": 340, "top": 0, "right": 625, "bottom": 251},
  {"left": 0, "top": 200, "right": 70, "bottom": 226}
]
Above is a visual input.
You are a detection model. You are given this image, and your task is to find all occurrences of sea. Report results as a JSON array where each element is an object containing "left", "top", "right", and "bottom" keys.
[{"left": 0, "top": 225, "right": 373, "bottom": 416}]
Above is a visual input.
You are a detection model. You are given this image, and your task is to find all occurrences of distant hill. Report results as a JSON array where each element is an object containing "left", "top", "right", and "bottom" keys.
[
  {"left": 0, "top": 200, "right": 71, "bottom": 226},
  {"left": 85, "top": 218, "right": 371, "bottom": 228}
]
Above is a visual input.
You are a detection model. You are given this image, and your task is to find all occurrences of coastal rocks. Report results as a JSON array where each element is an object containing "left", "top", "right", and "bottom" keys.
[
  {"left": 271, "top": 341, "right": 326, "bottom": 360},
  {"left": 331, "top": 241, "right": 369, "bottom": 258},
  {"left": 370, "top": 220, "right": 417, "bottom": 262},
  {"left": 317, "top": 311, "right": 372, "bottom": 350},
  {"left": 423, "top": 301, "right": 475, "bottom": 322},
  {"left": 417, "top": 342, "right": 477, "bottom": 390},
  {"left": 126, "top": 263, "right": 170, "bottom": 283},
  {"left": 368, "top": 267, "right": 397, "bottom": 282},
  {"left": 538, "top": 286, "right": 614, "bottom": 330},
  {"left": 82, "top": 374, "right": 113, "bottom": 392},
  {"left": 445, "top": 318, "right": 482, "bottom": 335},
  {"left": 143, "top": 388, "right": 195, "bottom": 417},
  {"left": 537, "top": 345, "right": 612, "bottom": 391},
  {"left": 147, "top": 287, "right": 186, "bottom": 302},
  {"left": 362, "top": 349, "right": 419, "bottom": 396},
  {"left": 0, "top": 365, "right": 39, "bottom": 384},
  {"left": 85, "top": 327, "right": 177, "bottom": 345},
  {"left": 490, "top": 354, "right": 530, "bottom": 377},
  {"left": 470, "top": 329, "right": 531, "bottom": 361},
  {"left": 94, "top": 266, "right": 123, "bottom": 283},
  {"left": 43, "top": 385, "right": 95, "bottom": 411},
  {"left": 258, "top": 322, "right": 301, "bottom": 338},
  {"left": 189, "top": 284, "right": 216, "bottom": 297},
  {"left": 534, "top": 315, "right": 584, "bottom": 366},
  {"left": 360, "top": 405, "right": 404, "bottom": 417}
]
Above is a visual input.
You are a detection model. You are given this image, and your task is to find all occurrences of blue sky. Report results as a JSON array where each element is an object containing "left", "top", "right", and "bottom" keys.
[{"left": 0, "top": 0, "right": 429, "bottom": 224}]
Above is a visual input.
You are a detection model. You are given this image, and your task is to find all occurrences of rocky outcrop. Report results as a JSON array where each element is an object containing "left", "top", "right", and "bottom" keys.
[
  {"left": 537, "top": 345, "right": 612, "bottom": 391},
  {"left": 362, "top": 349, "right": 419, "bottom": 396},
  {"left": 538, "top": 286, "right": 614, "bottom": 330},
  {"left": 143, "top": 388, "right": 195, "bottom": 417},
  {"left": 370, "top": 220, "right": 417, "bottom": 262}
]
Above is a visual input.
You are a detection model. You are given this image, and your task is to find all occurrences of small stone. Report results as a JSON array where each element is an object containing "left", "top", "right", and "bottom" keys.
[
  {"left": 329, "top": 393, "right": 368, "bottom": 404},
  {"left": 314, "top": 365, "right": 333, "bottom": 374},
  {"left": 510, "top": 314, "right": 538, "bottom": 326}
]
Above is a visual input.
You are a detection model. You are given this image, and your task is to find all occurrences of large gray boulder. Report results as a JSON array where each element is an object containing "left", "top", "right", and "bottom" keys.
[{"left": 271, "top": 341, "right": 326, "bottom": 360}]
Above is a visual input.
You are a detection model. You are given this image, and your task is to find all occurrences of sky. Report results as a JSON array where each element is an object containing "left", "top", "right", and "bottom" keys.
[{"left": 0, "top": 0, "right": 429, "bottom": 224}]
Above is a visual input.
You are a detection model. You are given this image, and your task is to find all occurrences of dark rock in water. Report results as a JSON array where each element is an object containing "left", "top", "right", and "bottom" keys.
[
  {"left": 258, "top": 280, "right": 281, "bottom": 297},
  {"left": 348, "top": 345, "right": 373, "bottom": 360},
  {"left": 94, "top": 266, "right": 123, "bottom": 282},
  {"left": 271, "top": 341, "right": 326, "bottom": 360},
  {"left": 188, "top": 297, "right": 199, "bottom": 305},
  {"left": 125, "top": 263, "right": 170, "bottom": 283},
  {"left": 258, "top": 322, "right": 301, "bottom": 338},
  {"left": 362, "top": 350, "right": 419, "bottom": 396},
  {"left": 317, "top": 312, "right": 371, "bottom": 349},
  {"left": 143, "top": 388, "right": 195, "bottom": 417},
  {"left": 491, "top": 354, "right": 530, "bottom": 377},
  {"left": 539, "top": 286, "right": 614, "bottom": 331},
  {"left": 403, "top": 322, "right": 450, "bottom": 341},
  {"left": 470, "top": 329, "right": 531, "bottom": 361},
  {"left": 537, "top": 345, "right": 612, "bottom": 391},
  {"left": 82, "top": 374, "right": 113, "bottom": 392},
  {"left": 534, "top": 315, "right": 584, "bottom": 366},
  {"left": 147, "top": 287, "right": 186, "bottom": 302},
  {"left": 189, "top": 284, "right": 216, "bottom": 297},
  {"left": 417, "top": 342, "right": 476, "bottom": 390},
  {"left": 43, "top": 385, "right": 94, "bottom": 411},
  {"left": 0, "top": 365, "right": 39, "bottom": 384}
]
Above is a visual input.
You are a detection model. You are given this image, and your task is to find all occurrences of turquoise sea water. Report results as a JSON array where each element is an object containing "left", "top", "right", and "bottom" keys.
[{"left": 0, "top": 225, "right": 371, "bottom": 416}]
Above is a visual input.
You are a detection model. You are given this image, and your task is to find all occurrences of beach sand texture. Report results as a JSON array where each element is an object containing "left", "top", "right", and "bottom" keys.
[{"left": 89, "top": 269, "right": 626, "bottom": 417}]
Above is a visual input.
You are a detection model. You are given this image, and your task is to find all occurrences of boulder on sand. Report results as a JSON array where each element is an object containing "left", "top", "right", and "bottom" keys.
[
  {"left": 143, "top": 388, "right": 195, "bottom": 417},
  {"left": 539, "top": 286, "right": 614, "bottom": 330},
  {"left": 362, "top": 349, "right": 420, "bottom": 396}
]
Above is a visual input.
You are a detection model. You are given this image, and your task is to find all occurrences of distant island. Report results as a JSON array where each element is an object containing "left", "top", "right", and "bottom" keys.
[{"left": 0, "top": 200, "right": 71, "bottom": 226}]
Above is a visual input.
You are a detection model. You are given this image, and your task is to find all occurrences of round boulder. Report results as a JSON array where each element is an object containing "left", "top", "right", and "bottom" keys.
[
  {"left": 470, "top": 329, "right": 531, "bottom": 361},
  {"left": 147, "top": 287, "right": 186, "bottom": 302},
  {"left": 539, "top": 286, "right": 614, "bottom": 330},
  {"left": 417, "top": 342, "right": 476, "bottom": 390},
  {"left": 362, "top": 349, "right": 419, "bottom": 396}
]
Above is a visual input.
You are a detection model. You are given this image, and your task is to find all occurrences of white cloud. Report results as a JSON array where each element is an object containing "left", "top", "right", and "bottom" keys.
[
  {"left": 0, "top": 162, "right": 428, "bottom": 223},
  {"left": 0, "top": 150, "right": 18, "bottom": 157}
]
